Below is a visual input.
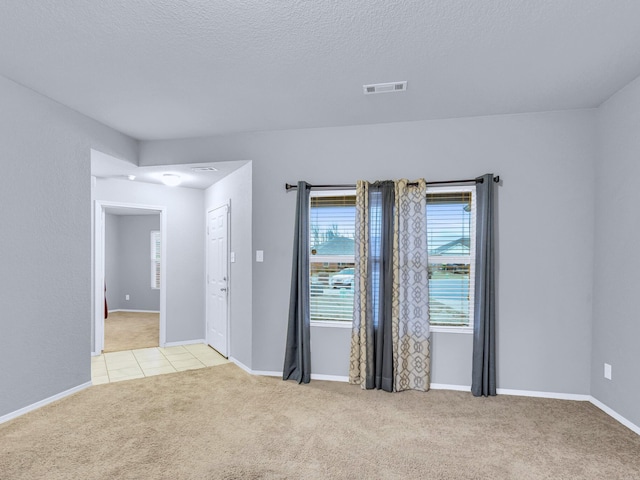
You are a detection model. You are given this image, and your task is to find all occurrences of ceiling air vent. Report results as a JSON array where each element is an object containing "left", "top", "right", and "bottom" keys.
[
  {"left": 191, "top": 166, "right": 218, "bottom": 172},
  {"left": 363, "top": 81, "right": 407, "bottom": 95}
]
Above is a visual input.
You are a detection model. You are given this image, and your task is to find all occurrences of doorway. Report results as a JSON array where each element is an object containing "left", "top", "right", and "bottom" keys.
[
  {"left": 206, "top": 204, "right": 230, "bottom": 357},
  {"left": 93, "top": 201, "right": 167, "bottom": 355}
]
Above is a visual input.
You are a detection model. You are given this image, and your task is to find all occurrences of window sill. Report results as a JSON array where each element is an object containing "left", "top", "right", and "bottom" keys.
[
  {"left": 430, "top": 325, "right": 473, "bottom": 334},
  {"left": 310, "top": 320, "right": 353, "bottom": 329}
]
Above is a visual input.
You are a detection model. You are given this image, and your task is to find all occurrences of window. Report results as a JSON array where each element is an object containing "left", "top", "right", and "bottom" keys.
[
  {"left": 307, "top": 185, "right": 476, "bottom": 332},
  {"left": 309, "top": 191, "right": 356, "bottom": 325},
  {"left": 426, "top": 186, "right": 476, "bottom": 331},
  {"left": 150, "top": 230, "right": 161, "bottom": 289}
]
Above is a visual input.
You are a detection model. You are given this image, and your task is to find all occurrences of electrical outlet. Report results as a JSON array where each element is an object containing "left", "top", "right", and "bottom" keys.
[
  {"left": 125, "top": 294, "right": 130, "bottom": 301},
  {"left": 604, "top": 363, "right": 612, "bottom": 380}
]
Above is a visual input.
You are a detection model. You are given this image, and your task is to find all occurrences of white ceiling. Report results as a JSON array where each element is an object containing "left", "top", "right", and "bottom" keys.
[
  {"left": 2, "top": 1, "right": 640, "bottom": 141},
  {"left": 91, "top": 149, "right": 249, "bottom": 190}
]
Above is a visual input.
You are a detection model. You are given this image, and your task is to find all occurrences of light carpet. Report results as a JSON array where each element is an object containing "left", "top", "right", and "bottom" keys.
[
  {"left": 104, "top": 311, "right": 159, "bottom": 352},
  {"left": 1, "top": 364, "right": 639, "bottom": 479}
]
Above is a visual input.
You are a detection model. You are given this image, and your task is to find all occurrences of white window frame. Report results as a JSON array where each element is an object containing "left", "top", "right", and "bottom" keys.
[
  {"left": 427, "top": 185, "right": 476, "bottom": 334},
  {"left": 309, "top": 189, "right": 356, "bottom": 328},
  {"left": 151, "top": 230, "right": 161, "bottom": 290}
]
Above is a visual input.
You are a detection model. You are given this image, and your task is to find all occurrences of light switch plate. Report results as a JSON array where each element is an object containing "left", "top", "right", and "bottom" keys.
[
  {"left": 230, "top": 252, "right": 236, "bottom": 263},
  {"left": 256, "top": 250, "right": 264, "bottom": 262}
]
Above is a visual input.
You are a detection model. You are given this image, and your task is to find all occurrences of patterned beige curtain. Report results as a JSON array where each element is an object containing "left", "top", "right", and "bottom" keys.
[
  {"left": 349, "top": 179, "right": 430, "bottom": 392},
  {"left": 392, "top": 179, "right": 430, "bottom": 392},
  {"left": 349, "top": 180, "right": 369, "bottom": 387}
]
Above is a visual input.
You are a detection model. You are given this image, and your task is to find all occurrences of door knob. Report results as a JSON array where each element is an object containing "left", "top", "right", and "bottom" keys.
[{"left": 220, "top": 288, "right": 227, "bottom": 292}]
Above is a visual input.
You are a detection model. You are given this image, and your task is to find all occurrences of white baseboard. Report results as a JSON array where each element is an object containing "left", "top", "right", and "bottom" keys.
[
  {"left": 108, "top": 309, "right": 160, "bottom": 314},
  {"left": 421, "top": 383, "right": 597, "bottom": 403},
  {"left": 228, "top": 362, "right": 348, "bottom": 383},
  {"left": 252, "top": 369, "right": 282, "bottom": 377},
  {"left": 431, "top": 383, "right": 471, "bottom": 392},
  {"left": 229, "top": 357, "right": 253, "bottom": 375},
  {"left": 497, "top": 388, "right": 591, "bottom": 401},
  {"left": 589, "top": 397, "right": 640, "bottom": 436},
  {"left": 311, "top": 374, "right": 349, "bottom": 382},
  {"left": 0, "top": 381, "right": 92, "bottom": 425},
  {"left": 163, "top": 339, "right": 206, "bottom": 347}
]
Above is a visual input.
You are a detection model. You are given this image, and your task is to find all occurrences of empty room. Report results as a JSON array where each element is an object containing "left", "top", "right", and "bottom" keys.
[{"left": 1, "top": 1, "right": 639, "bottom": 478}]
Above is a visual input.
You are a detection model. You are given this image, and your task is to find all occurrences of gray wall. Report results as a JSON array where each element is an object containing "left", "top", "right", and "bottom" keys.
[
  {"left": 105, "top": 214, "right": 160, "bottom": 311},
  {"left": 94, "top": 179, "right": 204, "bottom": 345},
  {"left": 592, "top": 74, "right": 640, "bottom": 426},
  {"left": 205, "top": 162, "right": 253, "bottom": 367},
  {"left": 140, "top": 108, "right": 597, "bottom": 393},
  {"left": 0, "top": 75, "right": 138, "bottom": 418}
]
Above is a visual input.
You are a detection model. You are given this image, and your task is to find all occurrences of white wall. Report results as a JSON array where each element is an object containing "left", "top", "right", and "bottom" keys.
[
  {"left": 204, "top": 162, "right": 253, "bottom": 366},
  {"left": 592, "top": 74, "right": 640, "bottom": 427},
  {"left": 0, "top": 75, "right": 138, "bottom": 418},
  {"left": 140, "top": 108, "right": 598, "bottom": 393},
  {"left": 94, "top": 179, "right": 205, "bottom": 345}
]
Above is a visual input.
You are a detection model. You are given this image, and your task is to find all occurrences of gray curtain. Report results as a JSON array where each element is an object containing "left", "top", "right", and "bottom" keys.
[
  {"left": 366, "top": 181, "right": 395, "bottom": 391},
  {"left": 283, "top": 181, "right": 311, "bottom": 384},
  {"left": 472, "top": 174, "right": 496, "bottom": 396}
]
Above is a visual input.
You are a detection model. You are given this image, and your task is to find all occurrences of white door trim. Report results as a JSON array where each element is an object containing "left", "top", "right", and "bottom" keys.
[
  {"left": 206, "top": 202, "right": 231, "bottom": 358},
  {"left": 93, "top": 200, "right": 167, "bottom": 354}
]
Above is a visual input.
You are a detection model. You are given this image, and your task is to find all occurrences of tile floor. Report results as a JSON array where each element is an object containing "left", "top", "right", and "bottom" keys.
[{"left": 91, "top": 343, "right": 230, "bottom": 385}]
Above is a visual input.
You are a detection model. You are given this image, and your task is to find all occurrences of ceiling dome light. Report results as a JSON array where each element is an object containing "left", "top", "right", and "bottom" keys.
[{"left": 161, "top": 174, "right": 181, "bottom": 186}]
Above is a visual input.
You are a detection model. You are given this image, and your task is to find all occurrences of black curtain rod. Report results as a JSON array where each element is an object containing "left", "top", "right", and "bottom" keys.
[{"left": 285, "top": 176, "right": 500, "bottom": 191}]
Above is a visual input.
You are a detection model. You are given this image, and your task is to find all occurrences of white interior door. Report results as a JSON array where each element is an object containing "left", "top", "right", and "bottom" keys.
[{"left": 206, "top": 205, "right": 229, "bottom": 357}]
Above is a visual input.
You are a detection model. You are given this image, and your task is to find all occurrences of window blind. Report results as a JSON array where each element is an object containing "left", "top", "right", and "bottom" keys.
[
  {"left": 309, "top": 192, "right": 356, "bottom": 322},
  {"left": 426, "top": 189, "right": 475, "bottom": 327},
  {"left": 151, "top": 230, "right": 161, "bottom": 289}
]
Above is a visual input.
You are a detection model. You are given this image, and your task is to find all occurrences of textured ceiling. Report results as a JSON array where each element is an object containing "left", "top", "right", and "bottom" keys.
[{"left": 1, "top": 1, "right": 640, "bottom": 140}]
